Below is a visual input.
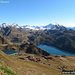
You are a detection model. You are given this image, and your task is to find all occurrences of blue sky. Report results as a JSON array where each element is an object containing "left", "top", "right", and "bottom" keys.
[{"left": 0, "top": 0, "right": 75, "bottom": 27}]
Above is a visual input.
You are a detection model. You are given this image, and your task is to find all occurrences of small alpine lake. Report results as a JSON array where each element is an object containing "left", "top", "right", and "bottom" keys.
[
  {"left": 37, "top": 44, "right": 75, "bottom": 56},
  {"left": 2, "top": 50, "right": 19, "bottom": 55}
]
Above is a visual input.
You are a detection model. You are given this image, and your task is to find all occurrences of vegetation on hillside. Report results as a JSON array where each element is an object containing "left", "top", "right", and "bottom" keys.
[{"left": 0, "top": 66, "right": 16, "bottom": 75}]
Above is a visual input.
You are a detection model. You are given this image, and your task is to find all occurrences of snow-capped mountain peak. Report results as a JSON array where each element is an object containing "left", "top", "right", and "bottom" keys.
[
  {"left": 12, "top": 23, "right": 20, "bottom": 28},
  {"left": 0, "top": 23, "right": 20, "bottom": 29},
  {"left": 0, "top": 23, "right": 11, "bottom": 28},
  {"left": 43, "top": 23, "right": 55, "bottom": 29},
  {"left": 0, "top": 23, "right": 71, "bottom": 31},
  {"left": 21, "top": 23, "right": 65, "bottom": 30}
]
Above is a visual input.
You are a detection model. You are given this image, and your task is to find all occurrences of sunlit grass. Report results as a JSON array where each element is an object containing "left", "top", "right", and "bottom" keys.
[
  {"left": 0, "top": 66, "right": 16, "bottom": 75},
  {"left": 10, "top": 54, "right": 18, "bottom": 57}
]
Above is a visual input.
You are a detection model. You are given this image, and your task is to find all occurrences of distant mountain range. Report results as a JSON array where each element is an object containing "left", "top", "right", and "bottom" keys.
[
  {"left": 0, "top": 23, "right": 75, "bottom": 30},
  {"left": 21, "top": 23, "right": 66, "bottom": 30}
]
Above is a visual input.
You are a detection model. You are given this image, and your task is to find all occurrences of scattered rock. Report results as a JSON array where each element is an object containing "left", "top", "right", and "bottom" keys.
[
  {"left": 44, "top": 56, "right": 53, "bottom": 60},
  {"left": 26, "top": 56, "right": 35, "bottom": 61}
]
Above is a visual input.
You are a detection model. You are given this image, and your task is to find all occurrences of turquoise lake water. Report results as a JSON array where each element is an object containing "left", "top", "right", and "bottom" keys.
[
  {"left": 2, "top": 50, "right": 19, "bottom": 55},
  {"left": 38, "top": 44, "right": 75, "bottom": 56}
]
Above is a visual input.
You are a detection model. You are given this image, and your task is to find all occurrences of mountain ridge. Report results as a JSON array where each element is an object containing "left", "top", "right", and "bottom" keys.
[{"left": 0, "top": 23, "right": 73, "bottom": 30}]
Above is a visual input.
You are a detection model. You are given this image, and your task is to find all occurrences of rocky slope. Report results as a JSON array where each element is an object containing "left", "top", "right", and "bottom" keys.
[
  {"left": 0, "top": 36, "right": 50, "bottom": 56},
  {"left": 19, "top": 41, "right": 50, "bottom": 56},
  {"left": 28, "top": 28, "right": 75, "bottom": 53},
  {"left": 0, "top": 42, "right": 50, "bottom": 56},
  {"left": 0, "top": 36, "right": 9, "bottom": 44},
  {"left": 0, "top": 23, "right": 30, "bottom": 43}
]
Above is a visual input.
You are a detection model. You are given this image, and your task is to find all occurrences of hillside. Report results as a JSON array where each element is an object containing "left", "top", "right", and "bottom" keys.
[
  {"left": 0, "top": 36, "right": 9, "bottom": 44},
  {"left": 28, "top": 28, "right": 75, "bottom": 53},
  {"left": 0, "top": 50, "right": 75, "bottom": 75},
  {"left": 0, "top": 49, "right": 62, "bottom": 75},
  {"left": 0, "top": 35, "right": 50, "bottom": 56},
  {"left": 0, "top": 41, "right": 50, "bottom": 56},
  {"left": 0, "top": 26, "right": 30, "bottom": 43}
]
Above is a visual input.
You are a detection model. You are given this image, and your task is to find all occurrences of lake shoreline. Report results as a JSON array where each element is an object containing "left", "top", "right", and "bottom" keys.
[
  {"left": 38, "top": 44, "right": 75, "bottom": 56},
  {"left": 2, "top": 50, "right": 19, "bottom": 55}
]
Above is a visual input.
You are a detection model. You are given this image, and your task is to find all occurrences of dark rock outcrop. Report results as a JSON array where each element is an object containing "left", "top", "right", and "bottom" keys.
[
  {"left": 19, "top": 41, "right": 50, "bottom": 56},
  {"left": 0, "top": 38, "right": 50, "bottom": 56},
  {"left": 0, "top": 36, "right": 8, "bottom": 44}
]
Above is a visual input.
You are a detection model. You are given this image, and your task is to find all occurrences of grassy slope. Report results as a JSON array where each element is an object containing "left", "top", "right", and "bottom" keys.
[
  {"left": 0, "top": 50, "right": 62, "bottom": 75},
  {"left": 9, "top": 53, "right": 75, "bottom": 75},
  {"left": 0, "top": 48, "right": 75, "bottom": 75}
]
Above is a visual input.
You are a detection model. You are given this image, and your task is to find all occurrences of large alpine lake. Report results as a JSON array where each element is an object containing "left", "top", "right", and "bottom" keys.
[{"left": 38, "top": 44, "right": 75, "bottom": 56}]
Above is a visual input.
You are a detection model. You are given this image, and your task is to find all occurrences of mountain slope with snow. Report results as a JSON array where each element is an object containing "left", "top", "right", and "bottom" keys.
[
  {"left": 0, "top": 23, "right": 75, "bottom": 31},
  {"left": 0, "top": 23, "right": 20, "bottom": 29},
  {"left": 21, "top": 23, "right": 66, "bottom": 30}
]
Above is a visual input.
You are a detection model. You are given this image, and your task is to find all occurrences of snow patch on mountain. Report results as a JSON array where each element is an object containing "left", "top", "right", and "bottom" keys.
[
  {"left": 21, "top": 23, "right": 66, "bottom": 30},
  {"left": 0, "top": 23, "right": 20, "bottom": 29},
  {"left": 0, "top": 23, "right": 73, "bottom": 31}
]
